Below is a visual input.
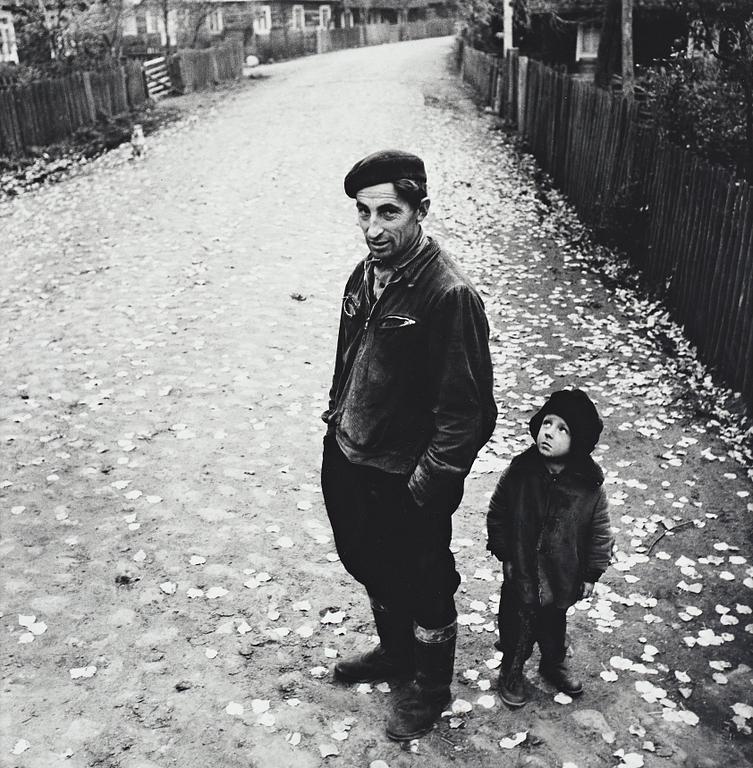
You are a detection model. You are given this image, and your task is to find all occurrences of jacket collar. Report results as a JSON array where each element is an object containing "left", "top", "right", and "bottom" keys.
[
  {"left": 511, "top": 445, "right": 604, "bottom": 487},
  {"left": 362, "top": 235, "right": 441, "bottom": 287}
]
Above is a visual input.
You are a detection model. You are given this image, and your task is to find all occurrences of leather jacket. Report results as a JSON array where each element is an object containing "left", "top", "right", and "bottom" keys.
[{"left": 324, "top": 237, "right": 497, "bottom": 507}]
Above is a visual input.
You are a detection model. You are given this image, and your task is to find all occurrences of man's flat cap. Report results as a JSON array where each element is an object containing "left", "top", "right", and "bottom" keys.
[{"left": 344, "top": 149, "right": 426, "bottom": 198}]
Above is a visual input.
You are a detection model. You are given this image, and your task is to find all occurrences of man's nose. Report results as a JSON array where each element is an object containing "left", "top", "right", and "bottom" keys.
[{"left": 366, "top": 218, "right": 383, "bottom": 238}]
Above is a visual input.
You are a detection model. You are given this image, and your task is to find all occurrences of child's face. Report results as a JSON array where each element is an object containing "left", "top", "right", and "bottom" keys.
[{"left": 536, "top": 414, "right": 571, "bottom": 461}]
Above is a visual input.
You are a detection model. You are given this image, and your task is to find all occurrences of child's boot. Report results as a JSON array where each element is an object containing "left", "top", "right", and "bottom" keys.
[{"left": 538, "top": 658, "right": 583, "bottom": 696}]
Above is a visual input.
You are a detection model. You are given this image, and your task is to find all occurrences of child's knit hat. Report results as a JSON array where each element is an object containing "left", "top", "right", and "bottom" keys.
[{"left": 529, "top": 389, "right": 603, "bottom": 457}]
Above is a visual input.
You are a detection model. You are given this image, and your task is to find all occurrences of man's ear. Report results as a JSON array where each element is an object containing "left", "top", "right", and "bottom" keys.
[{"left": 416, "top": 197, "right": 431, "bottom": 222}]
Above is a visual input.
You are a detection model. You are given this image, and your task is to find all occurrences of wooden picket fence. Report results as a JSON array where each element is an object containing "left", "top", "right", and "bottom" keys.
[
  {"left": 460, "top": 43, "right": 753, "bottom": 406},
  {"left": 171, "top": 40, "right": 243, "bottom": 93},
  {"left": 0, "top": 62, "right": 147, "bottom": 156}
]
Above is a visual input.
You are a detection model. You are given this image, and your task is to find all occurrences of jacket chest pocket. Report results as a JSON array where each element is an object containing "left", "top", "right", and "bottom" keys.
[{"left": 371, "top": 314, "right": 423, "bottom": 371}]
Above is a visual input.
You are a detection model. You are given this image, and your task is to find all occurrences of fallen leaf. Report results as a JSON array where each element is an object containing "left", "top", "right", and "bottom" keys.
[
  {"left": 613, "top": 751, "right": 644, "bottom": 768},
  {"left": 319, "top": 743, "right": 339, "bottom": 758},
  {"left": 499, "top": 731, "right": 527, "bottom": 749},
  {"left": 11, "top": 739, "right": 30, "bottom": 755},
  {"left": 69, "top": 666, "right": 97, "bottom": 679}
]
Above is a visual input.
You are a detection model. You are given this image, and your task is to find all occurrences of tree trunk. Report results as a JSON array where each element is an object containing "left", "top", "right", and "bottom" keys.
[{"left": 595, "top": 0, "right": 621, "bottom": 88}]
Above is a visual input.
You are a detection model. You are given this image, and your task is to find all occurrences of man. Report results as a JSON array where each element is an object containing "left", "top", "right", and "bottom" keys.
[{"left": 321, "top": 149, "right": 497, "bottom": 741}]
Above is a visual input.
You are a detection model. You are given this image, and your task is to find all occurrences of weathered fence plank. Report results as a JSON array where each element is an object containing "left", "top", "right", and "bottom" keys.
[{"left": 460, "top": 41, "right": 753, "bottom": 404}]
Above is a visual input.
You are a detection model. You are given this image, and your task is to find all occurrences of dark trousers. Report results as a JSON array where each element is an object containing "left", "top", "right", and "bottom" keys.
[
  {"left": 321, "top": 435, "right": 461, "bottom": 629},
  {"left": 497, "top": 582, "right": 567, "bottom": 675}
]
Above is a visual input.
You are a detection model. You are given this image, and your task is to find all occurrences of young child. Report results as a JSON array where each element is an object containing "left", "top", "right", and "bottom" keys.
[{"left": 486, "top": 389, "right": 612, "bottom": 708}]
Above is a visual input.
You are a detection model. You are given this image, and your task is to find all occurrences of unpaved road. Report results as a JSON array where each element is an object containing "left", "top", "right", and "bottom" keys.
[{"left": 1, "top": 36, "right": 752, "bottom": 768}]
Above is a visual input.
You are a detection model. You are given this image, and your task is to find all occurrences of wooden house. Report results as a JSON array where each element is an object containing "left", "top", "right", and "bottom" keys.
[
  {"left": 121, "top": 0, "right": 346, "bottom": 55},
  {"left": 522, "top": 0, "right": 687, "bottom": 74},
  {"left": 121, "top": 0, "right": 452, "bottom": 58},
  {"left": 340, "top": 0, "right": 450, "bottom": 26}
]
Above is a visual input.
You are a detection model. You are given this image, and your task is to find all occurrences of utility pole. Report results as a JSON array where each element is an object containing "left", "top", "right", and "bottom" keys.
[
  {"left": 503, "top": 0, "right": 513, "bottom": 54},
  {"left": 622, "top": 0, "right": 634, "bottom": 100}
]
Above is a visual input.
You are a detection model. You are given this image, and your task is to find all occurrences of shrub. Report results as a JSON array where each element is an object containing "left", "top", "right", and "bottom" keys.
[{"left": 641, "top": 55, "right": 749, "bottom": 178}]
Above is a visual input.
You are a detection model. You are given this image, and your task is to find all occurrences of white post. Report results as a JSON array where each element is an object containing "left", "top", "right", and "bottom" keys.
[
  {"left": 503, "top": 0, "right": 513, "bottom": 54},
  {"left": 517, "top": 55, "right": 527, "bottom": 133},
  {"left": 622, "top": 0, "right": 634, "bottom": 100}
]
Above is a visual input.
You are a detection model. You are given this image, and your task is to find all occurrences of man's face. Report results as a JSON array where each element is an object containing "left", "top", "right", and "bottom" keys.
[
  {"left": 536, "top": 414, "right": 572, "bottom": 461},
  {"left": 355, "top": 183, "right": 428, "bottom": 262}
]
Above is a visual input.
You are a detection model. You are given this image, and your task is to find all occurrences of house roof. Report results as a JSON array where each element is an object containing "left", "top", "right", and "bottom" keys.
[
  {"left": 528, "top": 0, "right": 673, "bottom": 13},
  {"left": 343, "top": 0, "right": 433, "bottom": 7}
]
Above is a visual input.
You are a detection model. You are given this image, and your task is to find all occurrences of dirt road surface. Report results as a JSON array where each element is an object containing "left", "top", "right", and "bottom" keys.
[{"left": 1, "top": 36, "right": 752, "bottom": 768}]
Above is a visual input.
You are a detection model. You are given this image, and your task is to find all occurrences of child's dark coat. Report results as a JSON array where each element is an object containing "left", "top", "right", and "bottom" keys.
[{"left": 487, "top": 446, "right": 612, "bottom": 609}]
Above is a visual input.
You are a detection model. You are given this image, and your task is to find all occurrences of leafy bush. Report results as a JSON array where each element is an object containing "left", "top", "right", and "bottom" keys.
[{"left": 641, "top": 54, "right": 750, "bottom": 179}]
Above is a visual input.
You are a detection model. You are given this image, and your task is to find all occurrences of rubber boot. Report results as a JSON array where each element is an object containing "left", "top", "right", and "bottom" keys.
[
  {"left": 385, "top": 621, "right": 456, "bottom": 741},
  {"left": 497, "top": 662, "right": 528, "bottom": 708},
  {"left": 334, "top": 598, "right": 414, "bottom": 683},
  {"left": 538, "top": 658, "right": 583, "bottom": 696}
]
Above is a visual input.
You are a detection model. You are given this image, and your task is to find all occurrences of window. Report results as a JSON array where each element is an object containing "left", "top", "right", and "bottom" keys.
[
  {"left": 145, "top": 9, "right": 167, "bottom": 44},
  {"left": 342, "top": 9, "right": 354, "bottom": 28},
  {"left": 145, "top": 9, "right": 159, "bottom": 34},
  {"left": 122, "top": 11, "right": 137, "bottom": 36},
  {"left": 167, "top": 9, "right": 178, "bottom": 38},
  {"left": 253, "top": 5, "right": 271, "bottom": 34},
  {"left": 318, "top": 4, "right": 331, "bottom": 29},
  {"left": 207, "top": 8, "right": 224, "bottom": 33},
  {"left": 291, "top": 4, "right": 304, "bottom": 30},
  {"left": 0, "top": 12, "right": 18, "bottom": 63},
  {"left": 576, "top": 23, "right": 600, "bottom": 61}
]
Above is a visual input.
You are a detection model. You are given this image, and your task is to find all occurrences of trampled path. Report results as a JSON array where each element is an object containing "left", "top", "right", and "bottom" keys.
[{"left": 1, "top": 37, "right": 751, "bottom": 768}]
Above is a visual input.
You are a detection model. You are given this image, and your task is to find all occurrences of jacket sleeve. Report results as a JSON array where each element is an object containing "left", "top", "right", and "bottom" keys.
[
  {"left": 322, "top": 303, "right": 347, "bottom": 424},
  {"left": 407, "top": 285, "right": 497, "bottom": 506},
  {"left": 585, "top": 487, "right": 612, "bottom": 581},
  {"left": 323, "top": 267, "right": 362, "bottom": 424},
  {"left": 486, "top": 468, "right": 510, "bottom": 560}
]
